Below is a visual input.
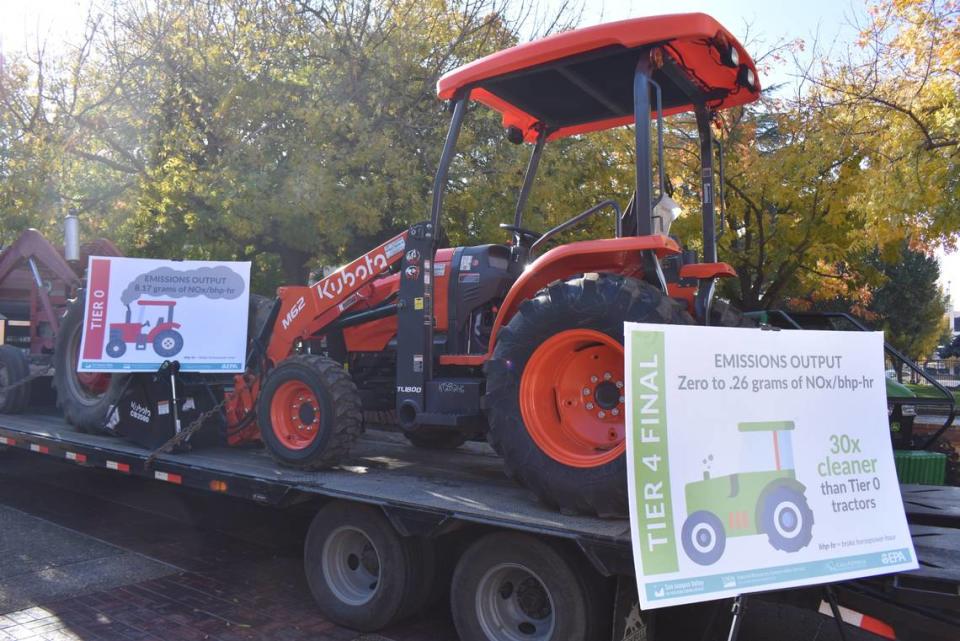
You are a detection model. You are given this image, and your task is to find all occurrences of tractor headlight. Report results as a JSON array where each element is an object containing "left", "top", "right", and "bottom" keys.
[
  {"left": 714, "top": 35, "right": 740, "bottom": 69},
  {"left": 738, "top": 65, "right": 757, "bottom": 92},
  {"left": 902, "top": 404, "right": 917, "bottom": 417},
  {"left": 721, "top": 43, "right": 739, "bottom": 68}
]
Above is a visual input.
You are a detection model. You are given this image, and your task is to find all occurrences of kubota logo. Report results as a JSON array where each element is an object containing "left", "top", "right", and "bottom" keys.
[
  {"left": 281, "top": 297, "right": 306, "bottom": 330},
  {"left": 317, "top": 251, "right": 389, "bottom": 301}
]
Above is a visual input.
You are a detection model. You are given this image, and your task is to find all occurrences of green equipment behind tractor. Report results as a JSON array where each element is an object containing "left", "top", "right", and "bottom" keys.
[{"left": 681, "top": 420, "right": 814, "bottom": 566}]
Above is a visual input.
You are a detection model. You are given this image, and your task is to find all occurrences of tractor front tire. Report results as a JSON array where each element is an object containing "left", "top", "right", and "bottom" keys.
[
  {"left": 484, "top": 274, "right": 693, "bottom": 517},
  {"left": 53, "top": 296, "right": 126, "bottom": 434},
  {"left": 681, "top": 511, "right": 727, "bottom": 565},
  {"left": 0, "top": 345, "right": 31, "bottom": 414},
  {"left": 759, "top": 485, "right": 814, "bottom": 552},
  {"left": 258, "top": 355, "right": 363, "bottom": 469},
  {"left": 105, "top": 340, "right": 126, "bottom": 358}
]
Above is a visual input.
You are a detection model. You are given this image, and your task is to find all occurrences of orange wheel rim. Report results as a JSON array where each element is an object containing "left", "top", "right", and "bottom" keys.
[
  {"left": 270, "top": 381, "right": 321, "bottom": 450},
  {"left": 519, "top": 329, "right": 626, "bottom": 468}
]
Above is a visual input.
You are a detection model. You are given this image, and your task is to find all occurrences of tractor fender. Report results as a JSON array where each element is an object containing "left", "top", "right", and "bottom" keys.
[
  {"left": 486, "top": 235, "right": 681, "bottom": 355},
  {"left": 147, "top": 322, "right": 181, "bottom": 341}
]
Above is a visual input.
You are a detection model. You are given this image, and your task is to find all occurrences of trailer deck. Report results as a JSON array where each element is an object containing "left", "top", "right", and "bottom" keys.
[
  {"left": 1, "top": 409, "right": 959, "bottom": 636},
  {"left": 0, "top": 411, "right": 633, "bottom": 571}
]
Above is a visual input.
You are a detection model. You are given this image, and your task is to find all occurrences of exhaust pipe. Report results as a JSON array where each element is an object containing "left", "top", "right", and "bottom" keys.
[{"left": 64, "top": 210, "right": 80, "bottom": 263}]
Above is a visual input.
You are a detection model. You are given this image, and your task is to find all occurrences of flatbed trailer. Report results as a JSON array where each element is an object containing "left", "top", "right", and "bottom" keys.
[{"left": 1, "top": 410, "right": 960, "bottom": 641}]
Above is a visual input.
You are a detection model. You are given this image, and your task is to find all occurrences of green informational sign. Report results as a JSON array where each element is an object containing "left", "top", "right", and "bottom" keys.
[{"left": 624, "top": 324, "right": 917, "bottom": 609}]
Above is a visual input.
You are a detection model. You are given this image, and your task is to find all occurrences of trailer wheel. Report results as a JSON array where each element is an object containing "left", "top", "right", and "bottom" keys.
[
  {"left": 404, "top": 428, "right": 469, "bottom": 450},
  {"left": 681, "top": 510, "right": 726, "bottom": 565},
  {"left": 759, "top": 486, "right": 814, "bottom": 552},
  {"left": 259, "top": 355, "right": 363, "bottom": 469},
  {"left": 0, "top": 345, "right": 31, "bottom": 413},
  {"left": 484, "top": 274, "right": 692, "bottom": 516},
  {"left": 304, "top": 501, "right": 435, "bottom": 631},
  {"left": 152, "top": 329, "right": 183, "bottom": 357},
  {"left": 451, "top": 532, "right": 609, "bottom": 641},
  {"left": 53, "top": 296, "right": 126, "bottom": 433}
]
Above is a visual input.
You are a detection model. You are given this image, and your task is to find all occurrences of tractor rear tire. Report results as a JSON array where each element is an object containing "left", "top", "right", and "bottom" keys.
[
  {"left": 53, "top": 296, "right": 127, "bottom": 434},
  {"left": 450, "top": 532, "right": 611, "bottom": 641},
  {"left": 759, "top": 485, "right": 814, "bottom": 552},
  {"left": 710, "top": 299, "right": 755, "bottom": 328},
  {"left": 152, "top": 329, "right": 183, "bottom": 357},
  {"left": 258, "top": 354, "right": 363, "bottom": 469},
  {"left": 304, "top": 501, "right": 435, "bottom": 631},
  {"left": 0, "top": 345, "right": 31, "bottom": 414},
  {"left": 403, "top": 428, "right": 469, "bottom": 450},
  {"left": 247, "top": 294, "right": 274, "bottom": 348},
  {"left": 484, "top": 274, "right": 693, "bottom": 517}
]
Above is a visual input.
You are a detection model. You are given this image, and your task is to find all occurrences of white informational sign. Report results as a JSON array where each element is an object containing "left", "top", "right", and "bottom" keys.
[
  {"left": 77, "top": 256, "right": 251, "bottom": 373},
  {"left": 624, "top": 323, "right": 917, "bottom": 609}
]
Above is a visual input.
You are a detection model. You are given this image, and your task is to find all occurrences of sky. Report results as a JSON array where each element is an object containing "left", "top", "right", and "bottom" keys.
[{"left": 2, "top": 0, "right": 958, "bottom": 308}]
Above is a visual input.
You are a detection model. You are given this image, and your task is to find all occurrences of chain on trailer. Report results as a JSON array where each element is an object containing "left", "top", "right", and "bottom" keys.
[{"left": 143, "top": 394, "right": 231, "bottom": 468}]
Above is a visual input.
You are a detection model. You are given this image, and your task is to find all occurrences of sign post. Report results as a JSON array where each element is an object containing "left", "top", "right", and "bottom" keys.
[{"left": 625, "top": 323, "right": 917, "bottom": 609}]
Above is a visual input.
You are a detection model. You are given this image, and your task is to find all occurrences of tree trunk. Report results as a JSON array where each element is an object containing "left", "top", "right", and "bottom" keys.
[{"left": 279, "top": 247, "right": 311, "bottom": 285}]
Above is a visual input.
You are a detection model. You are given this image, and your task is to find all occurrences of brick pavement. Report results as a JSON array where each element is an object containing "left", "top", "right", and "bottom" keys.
[{"left": 0, "top": 452, "right": 457, "bottom": 641}]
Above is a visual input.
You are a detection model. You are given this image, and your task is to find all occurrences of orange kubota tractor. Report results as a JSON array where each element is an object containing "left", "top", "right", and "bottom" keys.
[{"left": 220, "top": 13, "right": 761, "bottom": 516}]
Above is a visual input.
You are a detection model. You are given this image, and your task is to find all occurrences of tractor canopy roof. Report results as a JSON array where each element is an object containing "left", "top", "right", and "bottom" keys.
[{"left": 437, "top": 13, "right": 760, "bottom": 142}]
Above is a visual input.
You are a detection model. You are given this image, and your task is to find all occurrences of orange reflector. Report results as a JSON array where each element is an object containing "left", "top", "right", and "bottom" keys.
[{"left": 209, "top": 480, "right": 228, "bottom": 492}]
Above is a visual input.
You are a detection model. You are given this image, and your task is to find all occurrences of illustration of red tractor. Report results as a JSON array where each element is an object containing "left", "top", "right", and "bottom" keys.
[{"left": 105, "top": 300, "right": 184, "bottom": 359}]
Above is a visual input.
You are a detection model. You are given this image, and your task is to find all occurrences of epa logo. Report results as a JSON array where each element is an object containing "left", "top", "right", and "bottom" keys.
[{"left": 881, "top": 551, "right": 908, "bottom": 564}]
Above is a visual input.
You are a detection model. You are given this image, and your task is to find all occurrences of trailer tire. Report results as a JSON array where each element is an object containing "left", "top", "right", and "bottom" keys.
[
  {"left": 53, "top": 297, "right": 126, "bottom": 433},
  {"left": 485, "top": 274, "right": 692, "bottom": 516},
  {"left": 0, "top": 345, "right": 31, "bottom": 413},
  {"left": 259, "top": 355, "right": 363, "bottom": 469},
  {"left": 304, "top": 501, "right": 435, "bottom": 631},
  {"left": 451, "top": 532, "right": 609, "bottom": 641},
  {"left": 403, "top": 428, "right": 469, "bottom": 450}
]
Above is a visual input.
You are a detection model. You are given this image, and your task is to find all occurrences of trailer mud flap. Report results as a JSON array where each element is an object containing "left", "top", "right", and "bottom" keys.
[{"left": 612, "top": 576, "right": 652, "bottom": 641}]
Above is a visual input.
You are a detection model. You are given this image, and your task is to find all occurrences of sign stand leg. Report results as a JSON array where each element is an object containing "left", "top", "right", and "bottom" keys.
[
  {"left": 103, "top": 374, "right": 135, "bottom": 434},
  {"left": 823, "top": 585, "right": 849, "bottom": 641},
  {"left": 725, "top": 595, "right": 745, "bottom": 641},
  {"left": 167, "top": 360, "right": 182, "bottom": 435}
]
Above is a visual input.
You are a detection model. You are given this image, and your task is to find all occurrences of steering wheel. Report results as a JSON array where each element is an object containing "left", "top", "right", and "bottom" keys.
[{"left": 499, "top": 223, "right": 541, "bottom": 246}]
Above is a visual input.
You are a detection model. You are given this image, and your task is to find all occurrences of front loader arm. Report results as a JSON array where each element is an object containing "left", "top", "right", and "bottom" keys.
[{"left": 264, "top": 232, "right": 408, "bottom": 365}]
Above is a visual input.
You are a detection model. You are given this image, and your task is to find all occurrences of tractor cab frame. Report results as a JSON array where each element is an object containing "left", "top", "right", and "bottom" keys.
[{"left": 393, "top": 13, "right": 761, "bottom": 426}]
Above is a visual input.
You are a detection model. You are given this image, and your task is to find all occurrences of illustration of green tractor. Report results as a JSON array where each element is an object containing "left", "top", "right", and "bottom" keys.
[{"left": 681, "top": 421, "right": 814, "bottom": 565}]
